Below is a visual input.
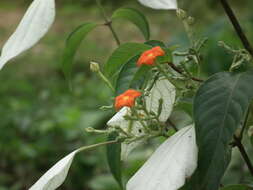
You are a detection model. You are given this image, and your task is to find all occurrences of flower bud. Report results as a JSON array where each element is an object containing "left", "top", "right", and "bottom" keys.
[
  {"left": 90, "top": 61, "right": 100, "bottom": 72},
  {"left": 187, "top": 16, "right": 195, "bottom": 25},
  {"left": 176, "top": 9, "right": 187, "bottom": 20}
]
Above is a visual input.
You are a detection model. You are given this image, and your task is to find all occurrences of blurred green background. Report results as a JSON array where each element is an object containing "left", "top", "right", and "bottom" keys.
[{"left": 0, "top": 0, "right": 253, "bottom": 189}]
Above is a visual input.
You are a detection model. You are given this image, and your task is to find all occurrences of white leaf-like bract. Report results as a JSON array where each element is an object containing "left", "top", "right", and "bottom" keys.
[
  {"left": 127, "top": 125, "right": 198, "bottom": 190},
  {"left": 145, "top": 79, "right": 176, "bottom": 122},
  {"left": 138, "top": 0, "right": 177, "bottom": 10},
  {"left": 29, "top": 150, "right": 78, "bottom": 190},
  {"left": 107, "top": 107, "right": 146, "bottom": 160},
  {"left": 0, "top": 0, "right": 55, "bottom": 70},
  {"left": 107, "top": 80, "right": 176, "bottom": 160}
]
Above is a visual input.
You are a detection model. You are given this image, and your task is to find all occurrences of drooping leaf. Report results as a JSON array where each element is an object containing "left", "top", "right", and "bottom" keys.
[
  {"left": 126, "top": 125, "right": 198, "bottom": 190},
  {"left": 0, "top": 0, "right": 55, "bottom": 70},
  {"left": 61, "top": 22, "right": 98, "bottom": 80},
  {"left": 192, "top": 70, "right": 253, "bottom": 190},
  {"left": 29, "top": 142, "right": 116, "bottom": 190},
  {"left": 106, "top": 132, "right": 123, "bottom": 189},
  {"left": 112, "top": 8, "right": 150, "bottom": 40},
  {"left": 220, "top": 184, "right": 252, "bottom": 190},
  {"left": 115, "top": 55, "right": 151, "bottom": 95},
  {"left": 104, "top": 43, "right": 151, "bottom": 79},
  {"left": 138, "top": 0, "right": 178, "bottom": 10},
  {"left": 29, "top": 150, "right": 78, "bottom": 190}
]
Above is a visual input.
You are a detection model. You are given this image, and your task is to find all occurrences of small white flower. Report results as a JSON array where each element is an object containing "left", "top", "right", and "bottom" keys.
[
  {"left": 0, "top": 0, "right": 55, "bottom": 70},
  {"left": 127, "top": 125, "right": 198, "bottom": 190},
  {"left": 138, "top": 0, "right": 178, "bottom": 10}
]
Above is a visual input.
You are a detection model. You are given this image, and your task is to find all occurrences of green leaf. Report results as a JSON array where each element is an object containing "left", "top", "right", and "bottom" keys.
[
  {"left": 61, "top": 22, "right": 98, "bottom": 81},
  {"left": 220, "top": 184, "right": 252, "bottom": 190},
  {"left": 112, "top": 8, "right": 150, "bottom": 40},
  {"left": 145, "top": 40, "right": 166, "bottom": 48},
  {"left": 104, "top": 43, "right": 151, "bottom": 78},
  {"left": 192, "top": 70, "right": 253, "bottom": 190},
  {"left": 106, "top": 132, "right": 123, "bottom": 189},
  {"left": 115, "top": 55, "right": 151, "bottom": 95}
]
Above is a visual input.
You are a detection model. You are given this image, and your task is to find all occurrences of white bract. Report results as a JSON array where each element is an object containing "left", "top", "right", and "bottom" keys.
[
  {"left": 138, "top": 0, "right": 177, "bottom": 10},
  {"left": 145, "top": 79, "right": 176, "bottom": 122},
  {"left": 107, "top": 79, "right": 176, "bottom": 160},
  {"left": 127, "top": 125, "right": 198, "bottom": 190},
  {"left": 0, "top": 0, "right": 55, "bottom": 70},
  {"left": 107, "top": 107, "right": 146, "bottom": 160},
  {"left": 29, "top": 150, "right": 78, "bottom": 190}
]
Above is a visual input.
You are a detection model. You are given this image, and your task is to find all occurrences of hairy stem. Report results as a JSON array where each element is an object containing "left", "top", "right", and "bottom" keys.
[
  {"left": 78, "top": 140, "right": 119, "bottom": 153},
  {"left": 95, "top": 0, "right": 121, "bottom": 46},
  {"left": 167, "top": 62, "right": 204, "bottom": 82},
  {"left": 220, "top": 0, "right": 253, "bottom": 57}
]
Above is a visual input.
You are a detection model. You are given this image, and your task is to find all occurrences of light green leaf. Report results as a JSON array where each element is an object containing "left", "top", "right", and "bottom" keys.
[
  {"left": 106, "top": 132, "right": 123, "bottom": 189},
  {"left": 220, "top": 184, "right": 252, "bottom": 190},
  {"left": 112, "top": 8, "right": 150, "bottom": 40},
  {"left": 192, "top": 70, "right": 253, "bottom": 190},
  {"left": 104, "top": 43, "right": 151, "bottom": 79},
  {"left": 61, "top": 22, "right": 98, "bottom": 81}
]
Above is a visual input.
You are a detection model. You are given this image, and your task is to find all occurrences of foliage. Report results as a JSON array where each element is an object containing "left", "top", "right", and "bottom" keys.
[{"left": 1, "top": 0, "right": 253, "bottom": 190}]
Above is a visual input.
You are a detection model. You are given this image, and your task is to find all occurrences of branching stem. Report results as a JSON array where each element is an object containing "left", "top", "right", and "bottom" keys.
[
  {"left": 96, "top": 0, "right": 121, "bottom": 46},
  {"left": 220, "top": 0, "right": 253, "bottom": 57},
  {"left": 233, "top": 135, "right": 253, "bottom": 176}
]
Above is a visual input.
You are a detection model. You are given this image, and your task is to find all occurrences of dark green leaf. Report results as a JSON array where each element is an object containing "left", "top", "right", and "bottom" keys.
[
  {"left": 104, "top": 43, "right": 150, "bottom": 78},
  {"left": 220, "top": 184, "right": 252, "bottom": 190},
  {"left": 112, "top": 8, "right": 150, "bottom": 40},
  {"left": 106, "top": 132, "right": 123, "bottom": 189},
  {"left": 61, "top": 23, "right": 98, "bottom": 81},
  {"left": 192, "top": 70, "right": 253, "bottom": 190},
  {"left": 145, "top": 40, "right": 166, "bottom": 48},
  {"left": 115, "top": 55, "right": 151, "bottom": 95}
]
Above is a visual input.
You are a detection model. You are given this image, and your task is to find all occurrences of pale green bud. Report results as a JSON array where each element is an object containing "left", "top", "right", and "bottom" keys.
[
  {"left": 90, "top": 61, "right": 100, "bottom": 72},
  {"left": 176, "top": 9, "right": 187, "bottom": 20}
]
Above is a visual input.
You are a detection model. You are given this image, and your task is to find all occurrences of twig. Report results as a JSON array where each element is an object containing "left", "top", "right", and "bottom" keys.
[
  {"left": 233, "top": 135, "right": 253, "bottom": 176},
  {"left": 220, "top": 0, "right": 253, "bottom": 57},
  {"left": 166, "top": 119, "right": 178, "bottom": 131},
  {"left": 96, "top": 0, "right": 121, "bottom": 46},
  {"left": 167, "top": 62, "right": 204, "bottom": 82}
]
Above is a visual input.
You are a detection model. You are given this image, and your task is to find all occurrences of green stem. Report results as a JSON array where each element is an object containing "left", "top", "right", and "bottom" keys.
[
  {"left": 95, "top": 0, "right": 121, "bottom": 46},
  {"left": 131, "top": 107, "right": 150, "bottom": 133},
  {"left": 77, "top": 140, "right": 119, "bottom": 153},
  {"left": 98, "top": 71, "right": 115, "bottom": 92},
  {"left": 239, "top": 107, "right": 250, "bottom": 140},
  {"left": 219, "top": 0, "right": 253, "bottom": 57},
  {"left": 233, "top": 135, "right": 253, "bottom": 176},
  {"left": 156, "top": 62, "right": 180, "bottom": 89}
]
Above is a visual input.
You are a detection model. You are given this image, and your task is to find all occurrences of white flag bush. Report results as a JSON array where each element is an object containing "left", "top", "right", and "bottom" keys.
[
  {"left": 0, "top": 0, "right": 55, "bottom": 70},
  {"left": 127, "top": 125, "right": 198, "bottom": 190},
  {"left": 107, "top": 79, "right": 176, "bottom": 160},
  {"left": 138, "top": 0, "right": 178, "bottom": 10}
]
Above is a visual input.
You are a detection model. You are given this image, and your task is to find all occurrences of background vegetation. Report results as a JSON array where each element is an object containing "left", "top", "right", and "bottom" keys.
[{"left": 0, "top": 0, "right": 253, "bottom": 189}]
